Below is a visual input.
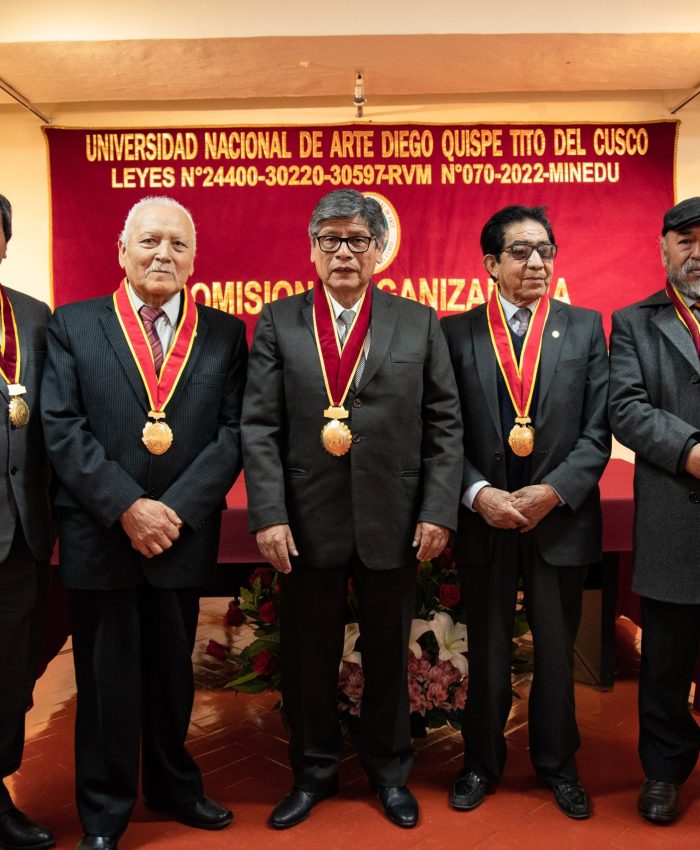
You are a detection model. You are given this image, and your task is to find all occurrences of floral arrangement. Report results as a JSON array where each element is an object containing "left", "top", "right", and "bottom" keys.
[{"left": 206, "top": 551, "right": 472, "bottom": 736}]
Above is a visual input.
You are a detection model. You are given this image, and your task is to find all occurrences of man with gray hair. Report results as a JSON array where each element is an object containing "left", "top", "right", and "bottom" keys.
[
  {"left": 609, "top": 196, "right": 700, "bottom": 825},
  {"left": 41, "top": 196, "right": 247, "bottom": 849},
  {"left": 0, "top": 193, "right": 54, "bottom": 850},
  {"left": 242, "top": 189, "right": 463, "bottom": 829}
]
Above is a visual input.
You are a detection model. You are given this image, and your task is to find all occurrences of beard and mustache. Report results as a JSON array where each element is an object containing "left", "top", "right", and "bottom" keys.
[{"left": 663, "top": 245, "right": 700, "bottom": 299}]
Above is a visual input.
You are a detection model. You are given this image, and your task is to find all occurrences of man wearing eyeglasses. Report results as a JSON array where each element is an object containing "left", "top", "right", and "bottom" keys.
[
  {"left": 442, "top": 205, "right": 610, "bottom": 820},
  {"left": 242, "top": 189, "right": 462, "bottom": 830}
]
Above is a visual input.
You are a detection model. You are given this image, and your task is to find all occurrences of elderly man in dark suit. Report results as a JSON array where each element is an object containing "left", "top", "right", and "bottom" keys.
[
  {"left": 242, "top": 189, "right": 463, "bottom": 830},
  {"left": 40, "top": 196, "right": 247, "bottom": 850},
  {"left": 609, "top": 196, "right": 700, "bottom": 826},
  {"left": 442, "top": 205, "right": 610, "bottom": 820},
  {"left": 0, "top": 194, "right": 54, "bottom": 850}
]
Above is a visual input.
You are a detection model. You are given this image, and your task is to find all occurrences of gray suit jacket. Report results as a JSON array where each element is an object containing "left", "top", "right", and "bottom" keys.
[
  {"left": 442, "top": 299, "right": 611, "bottom": 567},
  {"left": 0, "top": 287, "right": 52, "bottom": 563},
  {"left": 40, "top": 293, "right": 247, "bottom": 590},
  {"left": 609, "top": 288, "right": 700, "bottom": 603},
  {"left": 241, "top": 285, "right": 463, "bottom": 571}
]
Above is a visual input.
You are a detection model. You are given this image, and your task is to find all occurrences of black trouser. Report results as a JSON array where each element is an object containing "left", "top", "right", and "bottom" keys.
[
  {"left": 459, "top": 532, "right": 589, "bottom": 786},
  {"left": 70, "top": 583, "right": 202, "bottom": 837},
  {"left": 639, "top": 595, "right": 700, "bottom": 784},
  {"left": 0, "top": 528, "right": 42, "bottom": 813},
  {"left": 279, "top": 556, "right": 416, "bottom": 792}
]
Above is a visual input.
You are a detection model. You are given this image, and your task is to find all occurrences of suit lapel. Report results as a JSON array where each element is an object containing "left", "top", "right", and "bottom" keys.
[
  {"left": 166, "top": 305, "right": 208, "bottom": 409},
  {"left": 652, "top": 298, "right": 699, "bottom": 372},
  {"left": 100, "top": 300, "right": 151, "bottom": 411},
  {"left": 536, "top": 300, "right": 567, "bottom": 410},
  {"left": 301, "top": 289, "right": 314, "bottom": 341},
  {"left": 473, "top": 307, "right": 501, "bottom": 436},
  {"left": 355, "top": 286, "right": 397, "bottom": 392}
]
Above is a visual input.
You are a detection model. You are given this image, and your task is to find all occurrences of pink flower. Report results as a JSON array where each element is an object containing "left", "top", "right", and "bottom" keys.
[
  {"left": 258, "top": 601, "right": 278, "bottom": 624},
  {"left": 205, "top": 639, "right": 227, "bottom": 661},
  {"left": 251, "top": 567, "right": 274, "bottom": 589},
  {"left": 252, "top": 650, "right": 279, "bottom": 675},
  {"left": 224, "top": 602, "right": 245, "bottom": 627},
  {"left": 439, "top": 584, "right": 461, "bottom": 608},
  {"left": 427, "top": 681, "right": 449, "bottom": 708},
  {"left": 452, "top": 680, "right": 468, "bottom": 711}
]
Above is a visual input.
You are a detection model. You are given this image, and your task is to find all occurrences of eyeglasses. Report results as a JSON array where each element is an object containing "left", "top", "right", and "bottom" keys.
[
  {"left": 501, "top": 242, "right": 558, "bottom": 261},
  {"left": 316, "top": 235, "right": 374, "bottom": 254}
]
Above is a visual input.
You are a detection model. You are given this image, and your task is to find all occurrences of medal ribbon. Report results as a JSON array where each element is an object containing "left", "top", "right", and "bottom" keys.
[
  {"left": 312, "top": 280, "right": 372, "bottom": 409},
  {"left": 113, "top": 278, "right": 198, "bottom": 413},
  {"left": 0, "top": 284, "right": 21, "bottom": 385},
  {"left": 665, "top": 282, "right": 700, "bottom": 357},
  {"left": 486, "top": 292, "right": 550, "bottom": 417}
]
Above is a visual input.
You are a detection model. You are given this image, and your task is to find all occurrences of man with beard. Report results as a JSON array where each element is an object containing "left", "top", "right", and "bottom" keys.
[{"left": 609, "top": 196, "right": 700, "bottom": 825}]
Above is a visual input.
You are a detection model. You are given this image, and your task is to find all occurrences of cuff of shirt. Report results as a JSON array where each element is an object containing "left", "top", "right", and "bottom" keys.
[{"left": 462, "top": 480, "right": 490, "bottom": 512}]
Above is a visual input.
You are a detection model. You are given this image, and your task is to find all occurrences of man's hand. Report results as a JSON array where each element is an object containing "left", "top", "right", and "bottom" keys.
[
  {"left": 685, "top": 444, "right": 700, "bottom": 479},
  {"left": 473, "top": 486, "right": 529, "bottom": 529},
  {"left": 413, "top": 522, "right": 450, "bottom": 561},
  {"left": 256, "top": 524, "right": 298, "bottom": 574},
  {"left": 119, "top": 497, "right": 182, "bottom": 558},
  {"left": 511, "top": 484, "right": 560, "bottom": 533}
]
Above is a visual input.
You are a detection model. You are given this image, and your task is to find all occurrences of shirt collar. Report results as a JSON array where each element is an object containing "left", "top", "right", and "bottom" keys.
[
  {"left": 325, "top": 288, "right": 363, "bottom": 319},
  {"left": 128, "top": 282, "right": 181, "bottom": 327},
  {"left": 498, "top": 290, "right": 539, "bottom": 321}
]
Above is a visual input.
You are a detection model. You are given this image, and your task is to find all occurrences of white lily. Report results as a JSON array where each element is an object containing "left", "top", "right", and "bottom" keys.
[
  {"left": 429, "top": 612, "right": 468, "bottom": 675},
  {"left": 408, "top": 618, "right": 431, "bottom": 658},
  {"left": 341, "top": 622, "right": 362, "bottom": 669}
]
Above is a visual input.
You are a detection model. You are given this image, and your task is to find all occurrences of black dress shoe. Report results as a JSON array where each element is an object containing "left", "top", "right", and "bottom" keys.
[
  {"left": 269, "top": 786, "right": 337, "bottom": 830},
  {"left": 551, "top": 781, "right": 591, "bottom": 819},
  {"left": 637, "top": 779, "right": 681, "bottom": 825},
  {"left": 75, "top": 836, "right": 118, "bottom": 850},
  {"left": 374, "top": 786, "right": 418, "bottom": 829},
  {"left": 146, "top": 795, "right": 233, "bottom": 830},
  {"left": 450, "top": 771, "right": 493, "bottom": 811},
  {"left": 0, "top": 806, "right": 54, "bottom": 850}
]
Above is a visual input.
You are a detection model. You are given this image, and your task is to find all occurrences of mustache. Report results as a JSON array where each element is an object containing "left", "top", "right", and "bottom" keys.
[{"left": 146, "top": 267, "right": 176, "bottom": 277}]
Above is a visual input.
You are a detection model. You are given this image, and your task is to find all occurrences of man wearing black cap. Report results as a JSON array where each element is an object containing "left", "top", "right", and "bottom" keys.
[{"left": 609, "top": 196, "right": 700, "bottom": 825}]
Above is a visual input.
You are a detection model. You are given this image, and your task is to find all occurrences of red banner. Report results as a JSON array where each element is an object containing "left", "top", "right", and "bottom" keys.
[{"left": 44, "top": 122, "right": 677, "bottom": 337}]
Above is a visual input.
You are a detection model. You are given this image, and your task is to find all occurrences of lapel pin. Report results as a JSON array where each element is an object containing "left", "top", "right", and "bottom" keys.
[{"left": 551, "top": 330, "right": 560, "bottom": 339}]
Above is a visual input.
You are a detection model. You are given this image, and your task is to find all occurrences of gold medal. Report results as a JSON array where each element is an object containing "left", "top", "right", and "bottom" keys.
[
  {"left": 508, "top": 416, "right": 534, "bottom": 457},
  {"left": 321, "top": 419, "right": 352, "bottom": 457},
  {"left": 142, "top": 414, "right": 174, "bottom": 455},
  {"left": 8, "top": 395, "right": 30, "bottom": 428}
]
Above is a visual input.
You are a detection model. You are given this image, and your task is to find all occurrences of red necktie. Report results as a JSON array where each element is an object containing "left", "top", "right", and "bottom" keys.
[{"left": 139, "top": 305, "right": 165, "bottom": 373}]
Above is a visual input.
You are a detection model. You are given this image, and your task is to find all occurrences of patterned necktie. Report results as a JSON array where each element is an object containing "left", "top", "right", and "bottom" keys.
[
  {"left": 339, "top": 308, "right": 366, "bottom": 386},
  {"left": 139, "top": 304, "right": 165, "bottom": 373},
  {"left": 512, "top": 307, "right": 531, "bottom": 337}
]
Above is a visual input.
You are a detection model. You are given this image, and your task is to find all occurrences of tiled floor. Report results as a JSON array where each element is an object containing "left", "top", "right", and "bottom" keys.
[{"left": 9, "top": 603, "right": 699, "bottom": 850}]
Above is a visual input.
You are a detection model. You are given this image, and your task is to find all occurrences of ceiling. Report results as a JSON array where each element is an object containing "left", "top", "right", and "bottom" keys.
[{"left": 1, "top": 1, "right": 699, "bottom": 113}]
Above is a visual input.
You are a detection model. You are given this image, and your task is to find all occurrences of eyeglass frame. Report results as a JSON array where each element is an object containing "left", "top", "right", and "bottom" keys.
[
  {"left": 500, "top": 241, "right": 558, "bottom": 261},
  {"left": 314, "top": 234, "right": 377, "bottom": 254}
]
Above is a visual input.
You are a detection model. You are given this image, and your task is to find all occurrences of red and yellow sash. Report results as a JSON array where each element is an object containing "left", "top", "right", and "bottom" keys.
[
  {"left": 312, "top": 281, "right": 371, "bottom": 417},
  {"left": 486, "top": 292, "right": 550, "bottom": 418},
  {"left": 666, "top": 282, "right": 700, "bottom": 356},
  {"left": 112, "top": 278, "right": 198, "bottom": 413},
  {"left": 0, "top": 284, "right": 21, "bottom": 386}
]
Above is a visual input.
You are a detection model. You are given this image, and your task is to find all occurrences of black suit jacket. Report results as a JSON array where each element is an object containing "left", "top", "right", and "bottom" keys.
[
  {"left": 609, "top": 288, "right": 700, "bottom": 603},
  {"left": 40, "top": 292, "right": 247, "bottom": 590},
  {"left": 241, "top": 285, "right": 463, "bottom": 570},
  {"left": 442, "top": 299, "right": 611, "bottom": 567},
  {"left": 0, "top": 287, "right": 52, "bottom": 563}
]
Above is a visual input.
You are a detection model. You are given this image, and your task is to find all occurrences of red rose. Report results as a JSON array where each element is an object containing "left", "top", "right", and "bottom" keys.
[
  {"left": 251, "top": 567, "right": 274, "bottom": 589},
  {"left": 205, "top": 639, "right": 228, "bottom": 661},
  {"left": 252, "top": 649, "right": 279, "bottom": 676},
  {"left": 258, "top": 600, "right": 278, "bottom": 624},
  {"left": 224, "top": 602, "right": 245, "bottom": 627},
  {"left": 439, "top": 584, "right": 461, "bottom": 608}
]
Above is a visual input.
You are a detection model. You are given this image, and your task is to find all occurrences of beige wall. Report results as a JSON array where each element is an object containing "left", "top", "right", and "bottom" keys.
[{"left": 0, "top": 90, "right": 697, "bottom": 306}]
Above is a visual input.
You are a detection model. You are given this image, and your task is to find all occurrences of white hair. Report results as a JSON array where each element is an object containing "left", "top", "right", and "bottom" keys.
[{"left": 119, "top": 196, "right": 197, "bottom": 250}]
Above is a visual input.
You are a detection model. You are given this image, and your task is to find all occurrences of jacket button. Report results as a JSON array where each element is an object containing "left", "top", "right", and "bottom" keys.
[
  {"left": 352, "top": 434, "right": 362, "bottom": 443},
  {"left": 9, "top": 466, "right": 17, "bottom": 476},
  {"left": 691, "top": 375, "right": 700, "bottom": 384},
  {"left": 494, "top": 452, "right": 503, "bottom": 461},
  {"left": 352, "top": 398, "right": 362, "bottom": 408},
  {"left": 690, "top": 491, "right": 700, "bottom": 504}
]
